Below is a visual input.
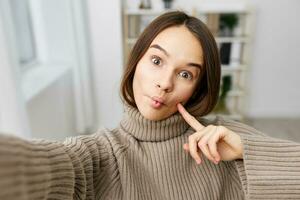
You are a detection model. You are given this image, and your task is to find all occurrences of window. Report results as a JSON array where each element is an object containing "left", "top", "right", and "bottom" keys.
[{"left": 10, "top": 0, "right": 36, "bottom": 66}]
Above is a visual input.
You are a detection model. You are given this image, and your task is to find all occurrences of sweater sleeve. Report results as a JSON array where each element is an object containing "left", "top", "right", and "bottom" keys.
[
  {"left": 220, "top": 118, "right": 300, "bottom": 200},
  {"left": 0, "top": 130, "right": 112, "bottom": 200}
]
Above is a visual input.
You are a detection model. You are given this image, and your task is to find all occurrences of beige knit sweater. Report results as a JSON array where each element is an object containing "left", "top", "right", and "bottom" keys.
[{"left": 1, "top": 105, "right": 300, "bottom": 200}]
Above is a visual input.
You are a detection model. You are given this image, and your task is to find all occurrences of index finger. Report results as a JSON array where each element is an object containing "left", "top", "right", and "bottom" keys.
[{"left": 177, "top": 103, "right": 205, "bottom": 131}]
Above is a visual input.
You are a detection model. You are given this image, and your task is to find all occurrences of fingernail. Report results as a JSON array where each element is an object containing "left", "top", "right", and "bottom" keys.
[{"left": 197, "top": 159, "right": 201, "bottom": 164}]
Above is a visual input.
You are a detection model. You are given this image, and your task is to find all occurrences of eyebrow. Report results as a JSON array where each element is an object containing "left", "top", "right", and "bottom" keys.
[{"left": 149, "top": 44, "right": 203, "bottom": 69}]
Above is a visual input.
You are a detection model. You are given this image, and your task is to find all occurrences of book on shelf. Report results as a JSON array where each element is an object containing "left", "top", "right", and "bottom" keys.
[
  {"left": 205, "top": 13, "right": 242, "bottom": 68},
  {"left": 139, "top": 15, "right": 156, "bottom": 34},
  {"left": 220, "top": 43, "right": 231, "bottom": 65},
  {"left": 206, "top": 14, "right": 219, "bottom": 36},
  {"left": 219, "top": 42, "right": 242, "bottom": 67},
  {"left": 128, "top": 15, "right": 140, "bottom": 38}
]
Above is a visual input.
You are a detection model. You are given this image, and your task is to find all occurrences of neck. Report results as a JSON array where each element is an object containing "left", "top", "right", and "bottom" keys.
[{"left": 120, "top": 104, "right": 190, "bottom": 142}]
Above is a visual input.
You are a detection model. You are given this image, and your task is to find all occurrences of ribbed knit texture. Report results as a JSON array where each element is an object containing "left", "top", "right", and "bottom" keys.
[{"left": 1, "top": 105, "right": 300, "bottom": 199}]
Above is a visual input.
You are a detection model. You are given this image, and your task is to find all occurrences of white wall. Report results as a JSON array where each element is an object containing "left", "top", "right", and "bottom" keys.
[
  {"left": 0, "top": 5, "right": 30, "bottom": 137},
  {"left": 246, "top": 0, "right": 300, "bottom": 117},
  {"left": 27, "top": 72, "right": 77, "bottom": 140},
  {"left": 25, "top": 0, "right": 80, "bottom": 140},
  {"left": 25, "top": 0, "right": 93, "bottom": 139},
  {"left": 87, "top": 0, "right": 123, "bottom": 129},
  {"left": 87, "top": 0, "right": 300, "bottom": 128},
  {"left": 38, "top": 0, "right": 74, "bottom": 63},
  {"left": 0, "top": 0, "right": 90, "bottom": 139}
]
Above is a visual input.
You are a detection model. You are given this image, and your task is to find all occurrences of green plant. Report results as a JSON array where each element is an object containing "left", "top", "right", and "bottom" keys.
[
  {"left": 220, "top": 14, "right": 238, "bottom": 31},
  {"left": 214, "top": 75, "right": 232, "bottom": 114},
  {"left": 162, "top": 0, "right": 173, "bottom": 9}
]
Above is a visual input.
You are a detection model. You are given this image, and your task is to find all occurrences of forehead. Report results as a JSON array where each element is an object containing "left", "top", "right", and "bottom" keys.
[{"left": 149, "top": 25, "right": 203, "bottom": 63}]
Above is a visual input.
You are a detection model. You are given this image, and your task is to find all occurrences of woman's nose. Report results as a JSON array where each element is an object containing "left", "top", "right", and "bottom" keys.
[{"left": 156, "top": 72, "right": 174, "bottom": 93}]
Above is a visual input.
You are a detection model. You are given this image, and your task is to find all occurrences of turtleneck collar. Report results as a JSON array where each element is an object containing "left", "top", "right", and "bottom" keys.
[{"left": 120, "top": 105, "right": 190, "bottom": 142}]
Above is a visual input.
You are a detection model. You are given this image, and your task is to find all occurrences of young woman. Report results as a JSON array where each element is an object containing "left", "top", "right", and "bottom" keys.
[{"left": 1, "top": 11, "right": 300, "bottom": 200}]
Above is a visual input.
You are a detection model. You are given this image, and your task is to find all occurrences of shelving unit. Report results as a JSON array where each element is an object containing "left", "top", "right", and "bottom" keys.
[{"left": 122, "top": 2, "right": 254, "bottom": 121}]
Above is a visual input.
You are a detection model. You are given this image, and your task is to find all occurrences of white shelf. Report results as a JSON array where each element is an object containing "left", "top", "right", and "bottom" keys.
[
  {"left": 125, "top": 3, "right": 250, "bottom": 15},
  {"left": 125, "top": 9, "right": 170, "bottom": 15},
  {"left": 206, "top": 113, "right": 243, "bottom": 121},
  {"left": 197, "top": 2, "right": 249, "bottom": 14},
  {"left": 126, "top": 38, "right": 137, "bottom": 44},
  {"left": 22, "top": 63, "right": 72, "bottom": 102},
  {"left": 228, "top": 89, "right": 244, "bottom": 97},
  {"left": 215, "top": 36, "right": 250, "bottom": 43},
  {"left": 122, "top": 3, "right": 254, "bottom": 121},
  {"left": 127, "top": 37, "right": 250, "bottom": 44},
  {"left": 222, "top": 65, "right": 247, "bottom": 72}
]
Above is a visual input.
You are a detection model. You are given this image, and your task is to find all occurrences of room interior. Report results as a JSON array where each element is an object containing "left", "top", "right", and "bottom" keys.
[{"left": 0, "top": 0, "right": 299, "bottom": 142}]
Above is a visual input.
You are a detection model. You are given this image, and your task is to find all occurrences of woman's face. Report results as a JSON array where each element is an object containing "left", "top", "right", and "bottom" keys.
[{"left": 132, "top": 25, "right": 204, "bottom": 120}]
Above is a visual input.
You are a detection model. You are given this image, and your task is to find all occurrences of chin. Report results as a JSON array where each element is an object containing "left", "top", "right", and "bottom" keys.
[{"left": 139, "top": 107, "right": 173, "bottom": 121}]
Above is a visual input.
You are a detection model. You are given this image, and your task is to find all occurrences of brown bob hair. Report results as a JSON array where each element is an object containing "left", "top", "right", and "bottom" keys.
[{"left": 120, "top": 11, "right": 221, "bottom": 117}]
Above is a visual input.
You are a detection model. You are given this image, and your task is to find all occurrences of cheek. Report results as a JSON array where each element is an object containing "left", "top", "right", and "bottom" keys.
[
  {"left": 133, "top": 61, "right": 153, "bottom": 94},
  {"left": 134, "top": 58, "right": 157, "bottom": 83},
  {"left": 173, "top": 84, "right": 196, "bottom": 104},
  {"left": 132, "top": 70, "right": 142, "bottom": 99}
]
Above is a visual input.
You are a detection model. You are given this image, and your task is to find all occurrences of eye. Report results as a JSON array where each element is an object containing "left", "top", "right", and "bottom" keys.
[
  {"left": 178, "top": 71, "right": 193, "bottom": 80},
  {"left": 151, "top": 56, "right": 162, "bottom": 66}
]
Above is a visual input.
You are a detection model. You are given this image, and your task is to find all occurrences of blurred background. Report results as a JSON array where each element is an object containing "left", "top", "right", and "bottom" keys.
[{"left": 0, "top": 0, "right": 299, "bottom": 142}]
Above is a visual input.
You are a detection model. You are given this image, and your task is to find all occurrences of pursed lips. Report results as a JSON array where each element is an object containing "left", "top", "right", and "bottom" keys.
[{"left": 151, "top": 96, "right": 166, "bottom": 105}]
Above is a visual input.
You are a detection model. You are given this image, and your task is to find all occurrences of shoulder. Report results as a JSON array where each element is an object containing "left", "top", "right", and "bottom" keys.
[
  {"left": 63, "top": 128, "right": 112, "bottom": 147},
  {"left": 90, "top": 127, "right": 130, "bottom": 156},
  {"left": 216, "top": 116, "right": 268, "bottom": 137},
  {"left": 62, "top": 128, "right": 129, "bottom": 162},
  {"left": 62, "top": 128, "right": 116, "bottom": 159},
  {"left": 196, "top": 115, "right": 267, "bottom": 137}
]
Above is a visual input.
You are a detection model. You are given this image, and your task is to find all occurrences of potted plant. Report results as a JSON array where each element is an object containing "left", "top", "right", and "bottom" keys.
[
  {"left": 139, "top": 0, "right": 152, "bottom": 9},
  {"left": 219, "top": 14, "right": 238, "bottom": 36},
  {"left": 162, "top": 0, "right": 173, "bottom": 9},
  {"left": 213, "top": 75, "right": 232, "bottom": 114}
]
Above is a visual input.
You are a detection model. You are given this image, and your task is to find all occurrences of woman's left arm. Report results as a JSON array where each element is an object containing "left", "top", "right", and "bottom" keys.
[
  {"left": 177, "top": 103, "right": 244, "bottom": 164},
  {"left": 178, "top": 103, "right": 300, "bottom": 199}
]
